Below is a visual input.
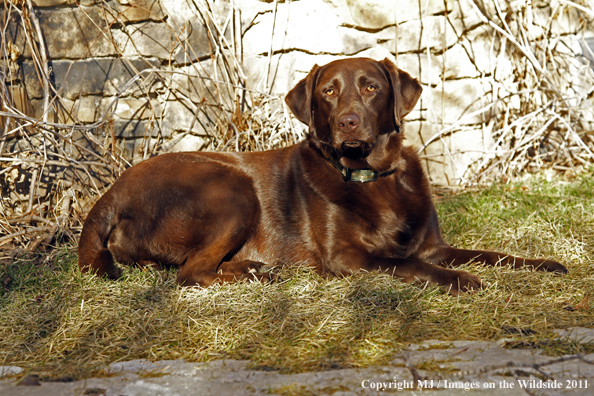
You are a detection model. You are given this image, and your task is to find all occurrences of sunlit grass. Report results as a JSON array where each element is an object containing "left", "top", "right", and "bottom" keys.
[{"left": 1, "top": 174, "right": 592, "bottom": 380}]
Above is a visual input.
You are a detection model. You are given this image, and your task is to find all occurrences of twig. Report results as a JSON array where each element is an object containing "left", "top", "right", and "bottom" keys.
[
  {"left": 264, "top": 0, "right": 279, "bottom": 94},
  {"left": 0, "top": 226, "right": 54, "bottom": 246}
]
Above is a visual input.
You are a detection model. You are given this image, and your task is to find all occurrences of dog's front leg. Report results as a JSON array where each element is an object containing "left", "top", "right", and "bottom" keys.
[
  {"left": 427, "top": 247, "right": 568, "bottom": 274},
  {"left": 334, "top": 253, "right": 483, "bottom": 295}
]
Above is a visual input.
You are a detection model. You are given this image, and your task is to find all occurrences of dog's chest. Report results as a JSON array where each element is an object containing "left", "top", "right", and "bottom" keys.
[
  {"left": 278, "top": 174, "right": 431, "bottom": 262},
  {"left": 240, "top": 152, "right": 432, "bottom": 265},
  {"left": 343, "top": 184, "right": 428, "bottom": 255}
]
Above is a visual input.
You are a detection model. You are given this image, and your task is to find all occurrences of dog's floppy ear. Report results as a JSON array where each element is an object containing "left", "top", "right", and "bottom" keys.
[
  {"left": 380, "top": 58, "right": 422, "bottom": 130},
  {"left": 284, "top": 64, "right": 321, "bottom": 126}
]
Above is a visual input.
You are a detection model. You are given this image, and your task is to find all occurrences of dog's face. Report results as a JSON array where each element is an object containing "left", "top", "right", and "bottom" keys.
[{"left": 285, "top": 58, "right": 422, "bottom": 171}]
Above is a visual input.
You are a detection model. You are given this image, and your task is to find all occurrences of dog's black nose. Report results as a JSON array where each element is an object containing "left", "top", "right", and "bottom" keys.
[{"left": 338, "top": 113, "right": 360, "bottom": 132}]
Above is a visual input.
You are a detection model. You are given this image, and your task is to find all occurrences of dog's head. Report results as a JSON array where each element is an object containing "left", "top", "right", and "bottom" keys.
[{"left": 285, "top": 58, "right": 422, "bottom": 172}]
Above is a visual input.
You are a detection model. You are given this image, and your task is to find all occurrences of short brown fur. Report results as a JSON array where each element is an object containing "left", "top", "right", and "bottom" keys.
[{"left": 78, "top": 58, "right": 567, "bottom": 295}]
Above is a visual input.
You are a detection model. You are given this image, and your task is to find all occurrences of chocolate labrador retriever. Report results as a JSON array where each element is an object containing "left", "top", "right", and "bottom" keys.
[{"left": 78, "top": 58, "right": 567, "bottom": 294}]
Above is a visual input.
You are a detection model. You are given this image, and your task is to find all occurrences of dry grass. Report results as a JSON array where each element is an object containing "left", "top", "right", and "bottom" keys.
[{"left": 1, "top": 173, "right": 593, "bottom": 380}]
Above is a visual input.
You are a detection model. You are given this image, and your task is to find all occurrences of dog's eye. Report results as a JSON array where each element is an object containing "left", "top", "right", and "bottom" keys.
[
  {"left": 366, "top": 85, "right": 376, "bottom": 92},
  {"left": 325, "top": 89, "right": 335, "bottom": 96}
]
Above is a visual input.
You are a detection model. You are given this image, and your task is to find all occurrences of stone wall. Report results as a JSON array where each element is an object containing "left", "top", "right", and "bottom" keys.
[{"left": 2, "top": 0, "right": 594, "bottom": 186}]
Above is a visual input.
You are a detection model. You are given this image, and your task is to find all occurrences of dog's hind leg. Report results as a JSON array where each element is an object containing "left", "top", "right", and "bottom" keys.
[
  {"left": 78, "top": 196, "right": 122, "bottom": 280},
  {"left": 177, "top": 254, "right": 276, "bottom": 287},
  {"left": 176, "top": 235, "right": 276, "bottom": 287},
  {"left": 218, "top": 260, "right": 266, "bottom": 275}
]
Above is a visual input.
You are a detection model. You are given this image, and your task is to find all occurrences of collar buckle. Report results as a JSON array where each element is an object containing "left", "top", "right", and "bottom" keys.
[
  {"left": 320, "top": 147, "right": 389, "bottom": 183},
  {"left": 342, "top": 168, "right": 378, "bottom": 183}
]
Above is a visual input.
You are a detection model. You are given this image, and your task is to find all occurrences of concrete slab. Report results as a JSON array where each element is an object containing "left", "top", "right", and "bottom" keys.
[{"left": 1, "top": 329, "right": 593, "bottom": 395}]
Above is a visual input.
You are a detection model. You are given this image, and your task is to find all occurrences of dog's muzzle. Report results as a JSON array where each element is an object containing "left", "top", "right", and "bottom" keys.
[{"left": 339, "top": 139, "right": 373, "bottom": 159}]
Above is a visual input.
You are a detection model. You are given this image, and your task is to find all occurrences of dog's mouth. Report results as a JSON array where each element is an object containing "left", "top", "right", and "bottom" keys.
[{"left": 339, "top": 139, "right": 373, "bottom": 159}]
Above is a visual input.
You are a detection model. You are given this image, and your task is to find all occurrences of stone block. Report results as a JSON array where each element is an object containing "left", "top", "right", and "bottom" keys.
[
  {"left": 101, "top": 0, "right": 166, "bottom": 24},
  {"left": 173, "top": 21, "right": 211, "bottom": 66},
  {"left": 112, "top": 21, "right": 178, "bottom": 59},
  {"left": 397, "top": 44, "right": 480, "bottom": 85},
  {"left": 340, "top": 0, "right": 454, "bottom": 27},
  {"left": 31, "top": 0, "right": 95, "bottom": 6},
  {"left": 69, "top": 130, "right": 112, "bottom": 162},
  {"left": 530, "top": 5, "right": 552, "bottom": 38},
  {"left": 22, "top": 58, "right": 160, "bottom": 100},
  {"left": 395, "top": 16, "right": 459, "bottom": 53},
  {"left": 32, "top": 7, "right": 118, "bottom": 59},
  {"left": 243, "top": 10, "right": 458, "bottom": 57},
  {"left": 233, "top": 0, "right": 280, "bottom": 35},
  {"left": 158, "top": 0, "right": 213, "bottom": 28},
  {"left": 242, "top": 0, "right": 383, "bottom": 56},
  {"left": 169, "top": 60, "right": 240, "bottom": 116},
  {"left": 343, "top": 0, "right": 400, "bottom": 28},
  {"left": 550, "top": 5, "right": 582, "bottom": 36},
  {"left": 244, "top": 47, "right": 397, "bottom": 95},
  {"left": 446, "top": 0, "right": 486, "bottom": 37},
  {"left": 114, "top": 119, "right": 154, "bottom": 138},
  {"left": 425, "top": 78, "right": 490, "bottom": 125},
  {"left": 459, "top": 25, "right": 501, "bottom": 75},
  {"left": 554, "top": 327, "right": 594, "bottom": 344},
  {"left": 242, "top": 52, "right": 340, "bottom": 94},
  {"left": 170, "top": 62, "right": 221, "bottom": 103},
  {"left": 165, "top": 132, "right": 207, "bottom": 153},
  {"left": 50, "top": 96, "right": 157, "bottom": 124},
  {"left": 110, "top": 97, "right": 159, "bottom": 120},
  {"left": 406, "top": 121, "right": 489, "bottom": 185},
  {"left": 160, "top": 100, "right": 213, "bottom": 138},
  {"left": 70, "top": 96, "right": 104, "bottom": 123},
  {"left": 0, "top": 84, "right": 35, "bottom": 134},
  {"left": 120, "top": 137, "right": 160, "bottom": 164},
  {"left": 0, "top": 366, "right": 23, "bottom": 377},
  {"left": 403, "top": 120, "right": 450, "bottom": 185},
  {"left": 403, "top": 120, "right": 438, "bottom": 149},
  {"left": 30, "top": 97, "right": 75, "bottom": 125}
]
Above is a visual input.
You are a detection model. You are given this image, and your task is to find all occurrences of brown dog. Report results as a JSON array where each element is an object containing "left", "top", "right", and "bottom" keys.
[{"left": 78, "top": 58, "right": 567, "bottom": 294}]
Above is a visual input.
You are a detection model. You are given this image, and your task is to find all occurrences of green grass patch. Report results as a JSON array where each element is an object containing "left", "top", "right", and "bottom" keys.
[{"left": 1, "top": 174, "right": 593, "bottom": 380}]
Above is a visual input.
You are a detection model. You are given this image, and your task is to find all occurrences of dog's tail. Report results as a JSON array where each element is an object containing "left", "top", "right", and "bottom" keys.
[{"left": 78, "top": 194, "right": 120, "bottom": 279}]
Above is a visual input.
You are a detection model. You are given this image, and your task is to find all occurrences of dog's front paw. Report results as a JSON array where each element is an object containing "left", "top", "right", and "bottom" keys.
[
  {"left": 444, "top": 270, "right": 483, "bottom": 296},
  {"left": 533, "top": 259, "right": 568, "bottom": 274},
  {"left": 268, "top": 273, "right": 283, "bottom": 283}
]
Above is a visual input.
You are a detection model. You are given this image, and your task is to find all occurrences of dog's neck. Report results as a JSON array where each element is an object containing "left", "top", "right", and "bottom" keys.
[
  {"left": 308, "top": 131, "right": 401, "bottom": 183},
  {"left": 319, "top": 146, "right": 396, "bottom": 183}
]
